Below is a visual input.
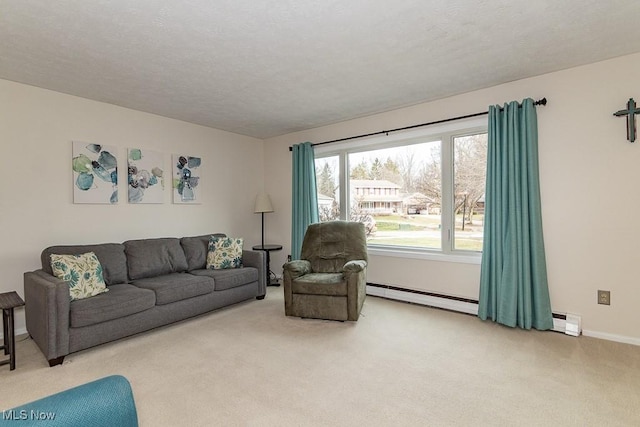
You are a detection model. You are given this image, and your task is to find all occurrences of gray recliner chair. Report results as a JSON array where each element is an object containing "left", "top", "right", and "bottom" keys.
[{"left": 283, "top": 221, "right": 368, "bottom": 321}]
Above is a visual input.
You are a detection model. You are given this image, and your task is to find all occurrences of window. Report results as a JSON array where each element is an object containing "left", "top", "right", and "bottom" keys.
[
  {"left": 453, "top": 134, "right": 487, "bottom": 251},
  {"left": 315, "top": 155, "right": 341, "bottom": 222},
  {"left": 314, "top": 120, "right": 487, "bottom": 257}
]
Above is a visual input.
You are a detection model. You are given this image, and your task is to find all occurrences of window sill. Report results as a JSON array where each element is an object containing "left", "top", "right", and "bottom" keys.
[{"left": 367, "top": 246, "right": 482, "bottom": 265}]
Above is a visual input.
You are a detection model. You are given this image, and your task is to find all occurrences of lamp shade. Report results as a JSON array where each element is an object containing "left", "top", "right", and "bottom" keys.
[{"left": 254, "top": 193, "right": 274, "bottom": 213}]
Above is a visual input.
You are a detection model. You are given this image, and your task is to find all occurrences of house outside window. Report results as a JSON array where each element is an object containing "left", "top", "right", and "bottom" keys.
[
  {"left": 350, "top": 180, "right": 403, "bottom": 215},
  {"left": 314, "top": 119, "right": 487, "bottom": 259}
]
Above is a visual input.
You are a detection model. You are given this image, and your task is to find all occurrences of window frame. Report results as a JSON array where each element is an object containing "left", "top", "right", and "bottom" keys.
[
  {"left": 450, "top": 130, "right": 489, "bottom": 253},
  {"left": 314, "top": 117, "right": 487, "bottom": 264}
]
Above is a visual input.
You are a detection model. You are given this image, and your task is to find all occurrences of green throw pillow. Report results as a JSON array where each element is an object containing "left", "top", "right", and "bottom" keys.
[
  {"left": 50, "top": 252, "right": 109, "bottom": 301},
  {"left": 206, "top": 236, "right": 243, "bottom": 269}
]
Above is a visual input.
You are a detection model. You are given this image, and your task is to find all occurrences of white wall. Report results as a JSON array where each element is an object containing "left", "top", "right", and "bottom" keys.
[
  {"left": 0, "top": 79, "right": 265, "bottom": 334},
  {"left": 4, "top": 53, "right": 639, "bottom": 345},
  {"left": 264, "top": 53, "right": 640, "bottom": 344}
]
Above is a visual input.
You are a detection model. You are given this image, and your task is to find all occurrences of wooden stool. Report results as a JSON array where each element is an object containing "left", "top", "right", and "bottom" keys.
[{"left": 0, "top": 291, "right": 25, "bottom": 370}]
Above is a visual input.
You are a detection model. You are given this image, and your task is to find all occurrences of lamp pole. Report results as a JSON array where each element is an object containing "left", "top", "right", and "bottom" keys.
[
  {"left": 254, "top": 192, "right": 273, "bottom": 250},
  {"left": 261, "top": 212, "right": 265, "bottom": 248}
]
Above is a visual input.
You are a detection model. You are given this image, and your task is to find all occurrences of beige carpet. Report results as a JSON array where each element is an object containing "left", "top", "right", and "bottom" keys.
[{"left": 2, "top": 287, "right": 639, "bottom": 426}]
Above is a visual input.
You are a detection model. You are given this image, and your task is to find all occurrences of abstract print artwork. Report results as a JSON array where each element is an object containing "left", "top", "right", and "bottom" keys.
[
  {"left": 172, "top": 154, "right": 202, "bottom": 203},
  {"left": 128, "top": 148, "right": 164, "bottom": 203},
  {"left": 72, "top": 141, "right": 118, "bottom": 204}
]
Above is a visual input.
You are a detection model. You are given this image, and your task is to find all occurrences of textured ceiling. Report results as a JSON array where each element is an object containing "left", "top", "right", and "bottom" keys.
[{"left": 2, "top": 1, "right": 640, "bottom": 139}]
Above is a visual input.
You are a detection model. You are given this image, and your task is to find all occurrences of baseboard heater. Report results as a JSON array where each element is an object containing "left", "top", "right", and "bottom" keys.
[{"left": 366, "top": 283, "right": 581, "bottom": 337}]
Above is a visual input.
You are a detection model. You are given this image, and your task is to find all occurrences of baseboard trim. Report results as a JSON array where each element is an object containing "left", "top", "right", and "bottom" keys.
[
  {"left": 366, "top": 283, "right": 478, "bottom": 315},
  {"left": 0, "top": 327, "right": 27, "bottom": 342},
  {"left": 582, "top": 329, "right": 640, "bottom": 347},
  {"left": 366, "top": 283, "right": 572, "bottom": 336}
]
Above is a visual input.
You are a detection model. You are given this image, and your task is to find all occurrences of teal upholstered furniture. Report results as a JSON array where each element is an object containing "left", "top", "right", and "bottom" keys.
[
  {"left": 283, "top": 221, "right": 368, "bottom": 321},
  {"left": 0, "top": 375, "right": 137, "bottom": 426}
]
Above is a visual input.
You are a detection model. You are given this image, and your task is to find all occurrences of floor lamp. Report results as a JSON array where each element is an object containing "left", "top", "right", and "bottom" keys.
[{"left": 254, "top": 192, "right": 274, "bottom": 248}]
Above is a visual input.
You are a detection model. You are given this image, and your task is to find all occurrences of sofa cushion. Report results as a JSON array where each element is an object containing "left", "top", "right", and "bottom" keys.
[
  {"left": 42, "top": 243, "right": 128, "bottom": 285},
  {"left": 70, "top": 284, "right": 156, "bottom": 328},
  {"left": 50, "top": 252, "right": 109, "bottom": 301},
  {"left": 190, "top": 267, "right": 258, "bottom": 291},
  {"left": 181, "top": 233, "right": 226, "bottom": 271},
  {"left": 292, "top": 273, "right": 347, "bottom": 296},
  {"left": 124, "top": 238, "right": 189, "bottom": 280},
  {"left": 206, "top": 236, "right": 243, "bottom": 270},
  {"left": 131, "top": 273, "right": 214, "bottom": 305}
]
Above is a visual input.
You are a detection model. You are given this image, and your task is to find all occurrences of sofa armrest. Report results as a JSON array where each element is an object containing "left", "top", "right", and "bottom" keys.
[
  {"left": 5, "top": 375, "right": 138, "bottom": 427},
  {"left": 24, "top": 270, "right": 70, "bottom": 364},
  {"left": 242, "top": 249, "right": 266, "bottom": 297}
]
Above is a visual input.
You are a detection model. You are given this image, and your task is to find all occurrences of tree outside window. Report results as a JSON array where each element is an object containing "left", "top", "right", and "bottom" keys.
[{"left": 314, "top": 128, "right": 487, "bottom": 254}]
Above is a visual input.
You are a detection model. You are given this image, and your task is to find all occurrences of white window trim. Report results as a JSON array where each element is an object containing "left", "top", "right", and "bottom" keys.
[
  {"left": 315, "top": 117, "right": 487, "bottom": 262},
  {"left": 368, "top": 246, "right": 481, "bottom": 264}
]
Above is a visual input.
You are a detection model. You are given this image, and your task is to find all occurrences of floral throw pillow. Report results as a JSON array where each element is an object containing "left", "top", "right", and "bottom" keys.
[
  {"left": 206, "top": 236, "right": 243, "bottom": 270},
  {"left": 50, "top": 252, "right": 109, "bottom": 301}
]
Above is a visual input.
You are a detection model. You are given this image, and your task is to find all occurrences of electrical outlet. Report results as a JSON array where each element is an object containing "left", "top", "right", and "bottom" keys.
[{"left": 597, "top": 290, "right": 610, "bottom": 305}]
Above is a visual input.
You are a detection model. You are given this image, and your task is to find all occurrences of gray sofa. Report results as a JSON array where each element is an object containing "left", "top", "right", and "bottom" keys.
[{"left": 24, "top": 234, "right": 266, "bottom": 366}]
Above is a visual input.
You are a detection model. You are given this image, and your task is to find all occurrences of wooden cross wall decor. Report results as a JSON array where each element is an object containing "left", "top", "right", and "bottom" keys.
[{"left": 613, "top": 98, "right": 640, "bottom": 143}]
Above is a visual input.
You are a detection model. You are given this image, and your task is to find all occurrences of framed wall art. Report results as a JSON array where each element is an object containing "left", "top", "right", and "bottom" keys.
[
  {"left": 72, "top": 141, "right": 118, "bottom": 204},
  {"left": 128, "top": 148, "right": 164, "bottom": 203},
  {"left": 172, "top": 154, "right": 202, "bottom": 204}
]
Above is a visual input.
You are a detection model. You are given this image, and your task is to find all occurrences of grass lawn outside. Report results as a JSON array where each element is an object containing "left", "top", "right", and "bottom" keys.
[{"left": 368, "top": 213, "right": 484, "bottom": 252}]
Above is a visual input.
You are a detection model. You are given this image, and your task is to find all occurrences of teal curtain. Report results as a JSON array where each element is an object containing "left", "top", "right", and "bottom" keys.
[
  {"left": 291, "top": 142, "right": 319, "bottom": 260},
  {"left": 478, "top": 98, "right": 553, "bottom": 330}
]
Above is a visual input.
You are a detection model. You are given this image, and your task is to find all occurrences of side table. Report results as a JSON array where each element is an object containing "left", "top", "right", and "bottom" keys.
[
  {"left": 252, "top": 244, "right": 283, "bottom": 286},
  {"left": 0, "top": 291, "right": 25, "bottom": 371}
]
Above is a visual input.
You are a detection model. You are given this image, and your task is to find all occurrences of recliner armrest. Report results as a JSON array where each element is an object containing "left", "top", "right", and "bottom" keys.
[
  {"left": 282, "top": 260, "right": 311, "bottom": 278},
  {"left": 343, "top": 260, "right": 367, "bottom": 273},
  {"left": 282, "top": 260, "right": 311, "bottom": 314}
]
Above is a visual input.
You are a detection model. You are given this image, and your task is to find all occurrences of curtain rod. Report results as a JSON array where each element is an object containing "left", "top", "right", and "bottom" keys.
[{"left": 288, "top": 97, "right": 547, "bottom": 151}]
